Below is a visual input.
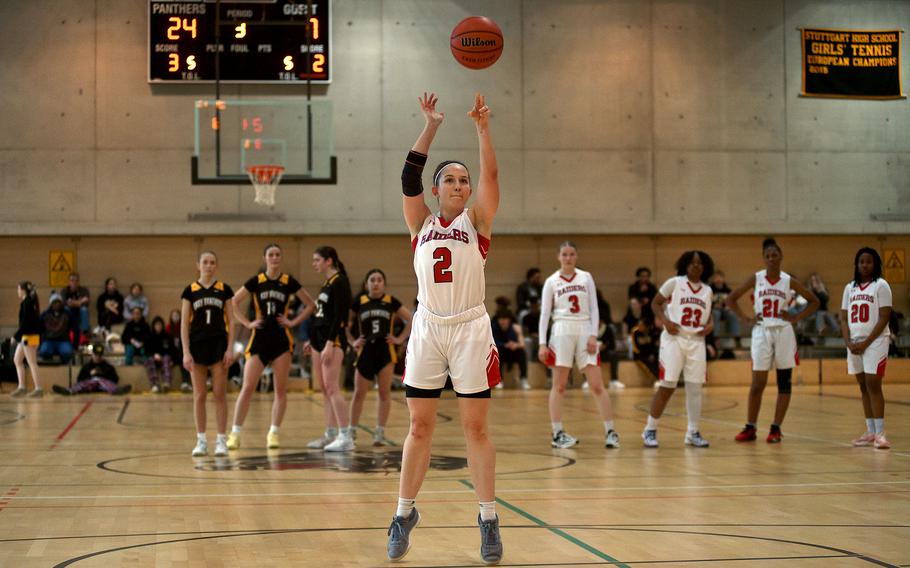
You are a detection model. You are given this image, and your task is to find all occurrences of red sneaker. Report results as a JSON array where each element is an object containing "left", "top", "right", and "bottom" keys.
[
  {"left": 766, "top": 429, "right": 783, "bottom": 444},
  {"left": 735, "top": 425, "right": 757, "bottom": 442}
]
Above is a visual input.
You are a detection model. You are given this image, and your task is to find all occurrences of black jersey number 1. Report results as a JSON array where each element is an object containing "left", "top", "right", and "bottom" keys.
[{"left": 433, "top": 247, "right": 453, "bottom": 283}]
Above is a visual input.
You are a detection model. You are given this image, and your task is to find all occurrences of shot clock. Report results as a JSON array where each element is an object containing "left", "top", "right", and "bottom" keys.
[{"left": 148, "top": 0, "right": 332, "bottom": 83}]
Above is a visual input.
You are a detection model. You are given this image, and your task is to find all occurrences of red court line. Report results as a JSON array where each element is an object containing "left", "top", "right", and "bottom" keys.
[
  {"left": 50, "top": 402, "right": 93, "bottom": 449},
  {"left": 0, "top": 486, "right": 20, "bottom": 514}
]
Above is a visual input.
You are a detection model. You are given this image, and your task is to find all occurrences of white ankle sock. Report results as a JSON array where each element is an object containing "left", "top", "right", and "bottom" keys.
[
  {"left": 196, "top": 433, "right": 206, "bottom": 442},
  {"left": 873, "top": 418, "right": 884, "bottom": 434},
  {"left": 231, "top": 425, "right": 242, "bottom": 434},
  {"left": 326, "top": 427, "right": 338, "bottom": 438},
  {"left": 645, "top": 415, "right": 659, "bottom": 431},
  {"left": 865, "top": 418, "right": 875, "bottom": 433},
  {"left": 396, "top": 497, "right": 415, "bottom": 518},
  {"left": 269, "top": 425, "right": 280, "bottom": 435},
  {"left": 603, "top": 420, "right": 614, "bottom": 433},
  {"left": 216, "top": 433, "right": 227, "bottom": 442},
  {"left": 479, "top": 501, "right": 497, "bottom": 521},
  {"left": 551, "top": 422, "right": 563, "bottom": 435}
]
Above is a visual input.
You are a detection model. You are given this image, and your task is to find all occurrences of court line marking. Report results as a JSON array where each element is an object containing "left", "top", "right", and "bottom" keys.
[
  {"left": 7, "top": 478, "right": 910, "bottom": 501},
  {"left": 49, "top": 402, "right": 92, "bottom": 450},
  {"left": 459, "top": 479, "right": 630, "bottom": 568}
]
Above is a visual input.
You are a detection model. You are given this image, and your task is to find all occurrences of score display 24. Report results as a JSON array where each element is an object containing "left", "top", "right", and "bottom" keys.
[{"left": 149, "top": 0, "right": 331, "bottom": 83}]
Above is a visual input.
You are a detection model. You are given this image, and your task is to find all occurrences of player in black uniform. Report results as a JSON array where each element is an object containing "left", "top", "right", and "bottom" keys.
[
  {"left": 227, "top": 243, "right": 315, "bottom": 450},
  {"left": 180, "top": 251, "right": 236, "bottom": 457},
  {"left": 12, "top": 281, "right": 44, "bottom": 398},
  {"left": 306, "top": 246, "right": 355, "bottom": 452},
  {"left": 347, "top": 269, "right": 412, "bottom": 446}
]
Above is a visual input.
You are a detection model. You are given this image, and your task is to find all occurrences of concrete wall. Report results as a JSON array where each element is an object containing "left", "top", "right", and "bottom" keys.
[
  {"left": 2, "top": 234, "right": 907, "bottom": 328},
  {"left": 0, "top": 0, "right": 907, "bottom": 236}
]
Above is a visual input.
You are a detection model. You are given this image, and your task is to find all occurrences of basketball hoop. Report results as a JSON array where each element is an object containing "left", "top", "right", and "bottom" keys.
[{"left": 245, "top": 165, "right": 285, "bottom": 206}]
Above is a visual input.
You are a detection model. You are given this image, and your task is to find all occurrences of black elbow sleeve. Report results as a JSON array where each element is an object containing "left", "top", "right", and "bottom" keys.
[{"left": 402, "top": 150, "right": 427, "bottom": 196}]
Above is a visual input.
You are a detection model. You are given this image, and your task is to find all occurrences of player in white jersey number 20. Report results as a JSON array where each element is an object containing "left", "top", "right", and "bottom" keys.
[
  {"left": 387, "top": 93, "right": 503, "bottom": 565},
  {"left": 538, "top": 241, "right": 619, "bottom": 450},
  {"left": 840, "top": 247, "right": 892, "bottom": 450},
  {"left": 727, "top": 238, "right": 818, "bottom": 444},
  {"left": 640, "top": 251, "right": 715, "bottom": 449}
]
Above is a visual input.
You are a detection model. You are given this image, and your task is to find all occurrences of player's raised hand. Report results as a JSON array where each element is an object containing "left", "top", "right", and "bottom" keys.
[
  {"left": 419, "top": 92, "right": 444, "bottom": 126},
  {"left": 468, "top": 93, "right": 490, "bottom": 128}
]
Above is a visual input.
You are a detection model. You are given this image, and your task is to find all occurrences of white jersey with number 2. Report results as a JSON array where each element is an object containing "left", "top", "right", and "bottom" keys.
[{"left": 411, "top": 209, "right": 490, "bottom": 317}]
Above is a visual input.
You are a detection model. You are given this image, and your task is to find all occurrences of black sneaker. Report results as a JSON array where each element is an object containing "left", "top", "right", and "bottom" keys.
[
  {"left": 478, "top": 514, "right": 503, "bottom": 565},
  {"left": 52, "top": 385, "right": 72, "bottom": 396},
  {"left": 113, "top": 384, "right": 133, "bottom": 396}
]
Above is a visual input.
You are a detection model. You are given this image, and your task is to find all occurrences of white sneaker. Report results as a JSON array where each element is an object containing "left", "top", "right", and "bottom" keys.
[
  {"left": 684, "top": 431, "right": 710, "bottom": 448},
  {"left": 551, "top": 430, "right": 579, "bottom": 449},
  {"left": 151, "top": 384, "right": 160, "bottom": 394},
  {"left": 192, "top": 439, "right": 208, "bottom": 457},
  {"left": 641, "top": 429, "right": 659, "bottom": 448},
  {"left": 581, "top": 381, "right": 590, "bottom": 390},
  {"left": 373, "top": 427, "right": 387, "bottom": 447},
  {"left": 520, "top": 378, "right": 531, "bottom": 390},
  {"left": 494, "top": 382, "right": 504, "bottom": 389},
  {"left": 609, "top": 380, "right": 626, "bottom": 390},
  {"left": 307, "top": 432, "right": 334, "bottom": 449},
  {"left": 324, "top": 433, "right": 354, "bottom": 452},
  {"left": 605, "top": 429, "right": 621, "bottom": 448},
  {"left": 214, "top": 438, "right": 229, "bottom": 457}
]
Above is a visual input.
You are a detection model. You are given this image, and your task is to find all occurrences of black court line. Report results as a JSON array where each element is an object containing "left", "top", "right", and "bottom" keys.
[
  {"left": 4, "top": 522, "right": 906, "bottom": 544},
  {"left": 116, "top": 399, "right": 130, "bottom": 424},
  {"left": 47, "top": 524, "right": 898, "bottom": 567}
]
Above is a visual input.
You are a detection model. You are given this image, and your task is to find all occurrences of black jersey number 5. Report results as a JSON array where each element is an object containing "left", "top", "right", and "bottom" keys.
[{"left": 433, "top": 248, "right": 453, "bottom": 283}]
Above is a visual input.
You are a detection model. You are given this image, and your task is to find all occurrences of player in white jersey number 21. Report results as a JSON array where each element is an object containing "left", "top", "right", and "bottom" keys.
[
  {"left": 538, "top": 241, "right": 619, "bottom": 450},
  {"left": 840, "top": 247, "right": 892, "bottom": 450},
  {"left": 640, "top": 251, "right": 715, "bottom": 449},
  {"left": 387, "top": 93, "right": 503, "bottom": 565},
  {"left": 727, "top": 238, "right": 819, "bottom": 444}
]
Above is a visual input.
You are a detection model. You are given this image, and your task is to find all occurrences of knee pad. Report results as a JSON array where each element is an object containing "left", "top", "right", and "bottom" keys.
[{"left": 776, "top": 369, "right": 792, "bottom": 394}]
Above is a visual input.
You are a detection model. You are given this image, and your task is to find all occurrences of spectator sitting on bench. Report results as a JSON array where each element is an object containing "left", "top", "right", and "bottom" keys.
[
  {"left": 492, "top": 309, "right": 529, "bottom": 390},
  {"left": 60, "top": 272, "right": 90, "bottom": 349},
  {"left": 53, "top": 344, "right": 132, "bottom": 396},
  {"left": 124, "top": 282, "right": 150, "bottom": 319},
  {"left": 96, "top": 277, "right": 125, "bottom": 331},
  {"left": 146, "top": 316, "right": 173, "bottom": 393},
  {"left": 38, "top": 293, "right": 74, "bottom": 364},
  {"left": 122, "top": 307, "right": 151, "bottom": 365}
]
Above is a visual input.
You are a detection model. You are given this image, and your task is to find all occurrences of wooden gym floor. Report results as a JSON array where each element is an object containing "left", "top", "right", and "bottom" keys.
[{"left": 0, "top": 384, "right": 907, "bottom": 567}]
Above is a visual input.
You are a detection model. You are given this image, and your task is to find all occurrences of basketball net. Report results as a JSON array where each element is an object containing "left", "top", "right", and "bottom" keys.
[{"left": 245, "top": 165, "right": 285, "bottom": 206}]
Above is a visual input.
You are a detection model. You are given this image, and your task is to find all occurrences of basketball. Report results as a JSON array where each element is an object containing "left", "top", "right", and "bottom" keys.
[{"left": 450, "top": 16, "right": 504, "bottom": 70}]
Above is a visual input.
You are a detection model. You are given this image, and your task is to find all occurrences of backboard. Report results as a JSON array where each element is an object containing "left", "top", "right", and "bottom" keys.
[{"left": 192, "top": 98, "right": 336, "bottom": 184}]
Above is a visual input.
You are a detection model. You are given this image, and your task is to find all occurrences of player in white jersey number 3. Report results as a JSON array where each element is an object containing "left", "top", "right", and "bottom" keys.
[
  {"left": 538, "top": 241, "right": 619, "bottom": 449},
  {"left": 840, "top": 248, "right": 892, "bottom": 450},
  {"left": 387, "top": 93, "right": 503, "bottom": 564},
  {"left": 641, "top": 251, "right": 715, "bottom": 449}
]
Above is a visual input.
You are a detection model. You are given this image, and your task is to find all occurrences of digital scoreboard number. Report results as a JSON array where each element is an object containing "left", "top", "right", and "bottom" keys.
[{"left": 149, "top": 0, "right": 331, "bottom": 83}]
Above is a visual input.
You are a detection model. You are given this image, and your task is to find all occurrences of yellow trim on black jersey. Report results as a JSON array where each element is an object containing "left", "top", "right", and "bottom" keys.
[
  {"left": 190, "top": 282, "right": 202, "bottom": 292},
  {"left": 215, "top": 281, "right": 225, "bottom": 291}
]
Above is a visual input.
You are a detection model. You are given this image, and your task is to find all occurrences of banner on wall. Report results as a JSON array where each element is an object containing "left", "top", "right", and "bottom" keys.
[{"left": 800, "top": 28, "right": 905, "bottom": 99}]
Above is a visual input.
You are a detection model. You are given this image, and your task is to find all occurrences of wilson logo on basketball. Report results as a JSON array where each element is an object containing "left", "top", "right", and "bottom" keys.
[{"left": 460, "top": 37, "right": 498, "bottom": 48}]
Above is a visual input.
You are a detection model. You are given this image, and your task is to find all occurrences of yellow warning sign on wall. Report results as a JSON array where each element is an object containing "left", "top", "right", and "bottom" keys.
[
  {"left": 883, "top": 248, "right": 905, "bottom": 283},
  {"left": 49, "top": 250, "right": 75, "bottom": 288}
]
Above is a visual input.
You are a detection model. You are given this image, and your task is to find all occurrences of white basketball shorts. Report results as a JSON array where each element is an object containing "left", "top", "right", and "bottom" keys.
[
  {"left": 548, "top": 319, "right": 598, "bottom": 370},
  {"left": 403, "top": 305, "right": 501, "bottom": 394},
  {"left": 847, "top": 335, "right": 889, "bottom": 376},
  {"left": 658, "top": 331, "right": 706, "bottom": 387},
  {"left": 751, "top": 325, "right": 798, "bottom": 372}
]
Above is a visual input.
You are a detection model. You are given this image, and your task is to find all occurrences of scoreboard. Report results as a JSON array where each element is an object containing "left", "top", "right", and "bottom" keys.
[{"left": 148, "top": 0, "right": 331, "bottom": 83}]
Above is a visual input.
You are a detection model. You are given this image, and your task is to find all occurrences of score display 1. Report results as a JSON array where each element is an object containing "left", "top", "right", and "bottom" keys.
[{"left": 148, "top": 0, "right": 331, "bottom": 83}]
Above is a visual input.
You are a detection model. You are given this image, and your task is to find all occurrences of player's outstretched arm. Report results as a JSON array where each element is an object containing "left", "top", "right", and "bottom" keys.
[
  {"left": 468, "top": 93, "right": 499, "bottom": 237},
  {"left": 402, "top": 93, "right": 439, "bottom": 237}
]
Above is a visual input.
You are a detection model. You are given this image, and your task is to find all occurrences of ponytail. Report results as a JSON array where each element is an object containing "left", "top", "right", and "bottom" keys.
[{"left": 315, "top": 246, "right": 347, "bottom": 278}]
